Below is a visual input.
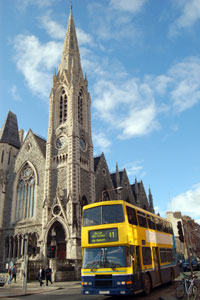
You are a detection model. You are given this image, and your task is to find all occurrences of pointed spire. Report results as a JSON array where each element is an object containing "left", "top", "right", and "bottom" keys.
[
  {"left": 116, "top": 163, "right": 120, "bottom": 187},
  {"left": 134, "top": 176, "right": 140, "bottom": 204},
  {"left": 148, "top": 185, "right": 155, "bottom": 213},
  {"left": 0, "top": 111, "right": 20, "bottom": 148},
  {"left": 59, "top": 5, "right": 82, "bottom": 76}
]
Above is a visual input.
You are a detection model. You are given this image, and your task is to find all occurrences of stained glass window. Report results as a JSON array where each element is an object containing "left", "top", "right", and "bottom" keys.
[{"left": 15, "top": 163, "right": 35, "bottom": 221}]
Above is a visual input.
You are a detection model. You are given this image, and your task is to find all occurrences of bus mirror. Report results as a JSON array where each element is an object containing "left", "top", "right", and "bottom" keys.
[{"left": 130, "top": 245, "right": 134, "bottom": 255}]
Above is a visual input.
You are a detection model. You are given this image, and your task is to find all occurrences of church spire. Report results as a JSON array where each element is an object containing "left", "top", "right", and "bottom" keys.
[
  {"left": 58, "top": 5, "right": 82, "bottom": 76},
  {"left": 0, "top": 111, "right": 20, "bottom": 149}
]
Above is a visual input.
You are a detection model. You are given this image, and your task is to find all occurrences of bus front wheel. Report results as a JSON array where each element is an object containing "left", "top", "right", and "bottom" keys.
[{"left": 143, "top": 274, "right": 151, "bottom": 296}]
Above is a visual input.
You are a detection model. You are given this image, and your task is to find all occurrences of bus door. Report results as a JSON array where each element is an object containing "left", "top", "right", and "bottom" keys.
[
  {"left": 133, "top": 246, "right": 143, "bottom": 292},
  {"left": 152, "top": 247, "right": 161, "bottom": 284}
]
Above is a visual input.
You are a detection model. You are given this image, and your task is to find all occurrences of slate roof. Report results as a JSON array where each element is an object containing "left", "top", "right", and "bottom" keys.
[
  {"left": 94, "top": 156, "right": 101, "bottom": 172},
  {"left": 0, "top": 111, "right": 20, "bottom": 148},
  {"left": 34, "top": 134, "right": 46, "bottom": 157}
]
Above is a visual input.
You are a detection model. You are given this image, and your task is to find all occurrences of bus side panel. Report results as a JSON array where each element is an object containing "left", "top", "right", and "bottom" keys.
[{"left": 173, "top": 264, "right": 180, "bottom": 278}]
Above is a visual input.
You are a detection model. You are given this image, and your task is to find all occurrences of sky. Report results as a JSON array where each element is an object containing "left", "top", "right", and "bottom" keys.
[{"left": 1, "top": 0, "right": 200, "bottom": 224}]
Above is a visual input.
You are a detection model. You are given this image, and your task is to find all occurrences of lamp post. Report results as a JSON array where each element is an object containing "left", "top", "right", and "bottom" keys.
[
  {"left": 101, "top": 187, "right": 123, "bottom": 201},
  {"left": 22, "top": 236, "right": 28, "bottom": 294}
]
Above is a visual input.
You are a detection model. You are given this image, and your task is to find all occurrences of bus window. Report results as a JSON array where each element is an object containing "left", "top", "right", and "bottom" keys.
[
  {"left": 83, "top": 204, "right": 124, "bottom": 226},
  {"left": 163, "top": 221, "right": 169, "bottom": 233},
  {"left": 102, "top": 205, "right": 124, "bottom": 224},
  {"left": 146, "top": 214, "right": 156, "bottom": 230},
  {"left": 126, "top": 207, "right": 138, "bottom": 225},
  {"left": 83, "top": 206, "right": 101, "bottom": 226},
  {"left": 142, "top": 247, "right": 152, "bottom": 265},
  {"left": 166, "top": 249, "right": 173, "bottom": 262},
  {"left": 160, "top": 248, "right": 167, "bottom": 263},
  {"left": 155, "top": 218, "right": 163, "bottom": 232},
  {"left": 82, "top": 246, "right": 129, "bottom": 269},
  {"left": 137, "top": 211, "right": 147, "bottom": 228}
]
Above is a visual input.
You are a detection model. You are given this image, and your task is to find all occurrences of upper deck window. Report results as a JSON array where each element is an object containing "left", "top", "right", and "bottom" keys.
[
  {"left": 83, "top": 204, "right": 124, "bottom": 227},
  {"left": 137, "top": 211, "right": 147, "bottom": 228},
  {"left": 126, "top": 206, "right": 138, "bottom": 225}
]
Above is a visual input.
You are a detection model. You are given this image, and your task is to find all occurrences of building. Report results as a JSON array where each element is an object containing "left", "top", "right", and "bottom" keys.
[
  {"left": 0, "top": 6, "right": 154, "bottom": 281},
  {"left": 166, "top": 211, "right": 200, "bottom": 260}
]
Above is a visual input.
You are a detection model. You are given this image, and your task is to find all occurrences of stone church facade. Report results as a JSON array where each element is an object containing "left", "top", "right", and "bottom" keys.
[{"left": 0, "top": 7, "right": 154, "bottom": 281}]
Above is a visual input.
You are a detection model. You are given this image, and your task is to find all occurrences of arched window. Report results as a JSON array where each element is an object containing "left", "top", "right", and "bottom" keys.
[
  {"left": 1, "top": 150, "right": 4, "bottom": 163},
  {"left": 8, "top": 148, "right": 11, "bottom": 165},
  {"left": 15, "top": 163, "right": 35, "bottom": 221},
  {"left": 59, "top": 88, "right": 67, "bottom": 124},
  {"left": 78, "top": 89, "right": 83, "bottom": 125},
  {"left": 102, "top": 187, "right": 110, "bottom": 201},
  {"left": 80, "top": 196, "right": 88, "bottom": 215}
]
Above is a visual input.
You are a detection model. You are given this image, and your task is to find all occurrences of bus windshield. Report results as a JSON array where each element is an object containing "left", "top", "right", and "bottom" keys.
[
  {"left": 82, "top": 246, "right": 130, "bottom": 269},
  {"left": 83, "top": 204, "right": 124, "bottom": 227}
]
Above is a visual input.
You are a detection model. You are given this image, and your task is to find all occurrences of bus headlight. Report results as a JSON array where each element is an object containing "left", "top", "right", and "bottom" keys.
[
  {"left": 81, "top": 281, "right": 92, "bottom": 286},
  {"left": 117, "top": 281, "right": 126, "bottom": 285},
  {"left": 117, "top": 281, "right": 132, "bottom": 285}
]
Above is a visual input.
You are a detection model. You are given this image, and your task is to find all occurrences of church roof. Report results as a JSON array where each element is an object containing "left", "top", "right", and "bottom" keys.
[
  {"left": 33, "top": 134, "right": 46, "bottom": 157},
  {"left": 94, "top": 156, "right": 101, "bottom": 172},
  {"left": 110, "top": 173, "right": 117, "bottom": 188},
  {"left": 0, "top": 111, "right": 20, "bottom": 148}
]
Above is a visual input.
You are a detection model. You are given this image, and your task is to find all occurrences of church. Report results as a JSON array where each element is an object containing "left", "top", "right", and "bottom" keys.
[{"left": 0, "top": 6, "right": 154, "bottom": 281}]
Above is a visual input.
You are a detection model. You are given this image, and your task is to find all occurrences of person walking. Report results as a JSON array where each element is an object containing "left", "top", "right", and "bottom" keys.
[
  {"left": 12, "top": 264, "right": 17, "bottom": 283},
  {"left": 8, "top": 267, "right": 12, "bottom": 284},
  {"left": 38, "top": 265, "right": 45, "bottom": 287},
  {"left": 45, "top": 265, "right": 53, "bottom": 286}
]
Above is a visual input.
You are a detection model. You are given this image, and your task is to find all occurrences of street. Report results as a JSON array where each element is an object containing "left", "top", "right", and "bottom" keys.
[
  {"left": 1, "top": 271, "right": 200, "bottom": 300},
  {"left": 0, "top": 281, "right": 182, "bottom": 300}
]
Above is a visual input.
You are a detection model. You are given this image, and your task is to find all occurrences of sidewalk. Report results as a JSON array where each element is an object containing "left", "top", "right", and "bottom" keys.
[{"left": 0, "top": 280, "right": 81, "bottom": 298}]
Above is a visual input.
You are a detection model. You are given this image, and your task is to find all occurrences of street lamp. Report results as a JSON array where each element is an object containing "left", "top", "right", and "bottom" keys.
[
  {"left": 101, "top": 187, "right": 123, "bottom": 201},
  {"left": 22, "top": 236, "right": 28, "bottom": 294}
]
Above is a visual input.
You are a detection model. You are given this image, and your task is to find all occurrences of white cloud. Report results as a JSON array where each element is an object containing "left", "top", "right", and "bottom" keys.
[
  {"left": 110, "top": 0, "right": 148, "bottom": 13},
  {"left": 170, "top": 183, "right": 200, "bottom": 223},
  {"left": 76, "top": 28, "right": 94, "bottom": 46},
  {"left": 124, "top": 161, "right": 145, "bottom": 177},
  {"left": 40, "top": 14, "right": 66, "bottom": 40},
  {"left": 118, "top": 102, "right": 158, "bottom": 139},
  {"left": 168, "top": 57, "right": 200, "bottom": 112},
  {"left": 10, "top": 85, "right": 21, "bottom": 102},
  {"left": 93, "top": 78, "right": 159, "bottom": 139},
  {"left": 40, "top": 14, "right": 94, "bottom": 46},
  {"left": 13, "top": 34, "right": 62, "bottom": 99},
  {"left": 88, "top": 2, "right": 141, "bottom": 41},
  {"left": 93, "top": 132, "right": 112, "bottom": 153},
  {"left": 169, "top": 0, "right": 200, "bottom": 37}
]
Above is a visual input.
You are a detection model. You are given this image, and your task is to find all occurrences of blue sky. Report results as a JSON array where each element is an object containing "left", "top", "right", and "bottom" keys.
[{"left": 1, "top": 0, "right": 200, "bottom": 224}]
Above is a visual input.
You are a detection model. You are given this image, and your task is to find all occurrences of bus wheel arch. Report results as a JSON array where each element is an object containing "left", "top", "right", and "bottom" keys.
[{"left": 143, "top": 272, "right": 152, "bottom": 296}]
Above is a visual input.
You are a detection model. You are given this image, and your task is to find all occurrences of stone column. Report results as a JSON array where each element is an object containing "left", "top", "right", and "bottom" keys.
[
  {"left": 8, "top": 236, "right": 12, "bottom": 259},
  {"left": 13, "top": 237, "right": 16, "bottom": 259},
  {"left": 21, "top": 236, "right": 24, "bottom": 257},
  {"left": 17, "top": 236, "right": 21, "bottom": 258}
]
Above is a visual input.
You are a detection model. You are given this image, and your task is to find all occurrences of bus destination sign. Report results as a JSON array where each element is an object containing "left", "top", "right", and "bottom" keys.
[{"left": 89, "top": 228, "right": 118, "bottom": 244}]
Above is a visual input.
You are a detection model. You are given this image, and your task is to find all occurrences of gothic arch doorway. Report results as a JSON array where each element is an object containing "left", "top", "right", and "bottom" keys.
[{"left": 47, "top": 221, "right": 66, "bottom": 259}]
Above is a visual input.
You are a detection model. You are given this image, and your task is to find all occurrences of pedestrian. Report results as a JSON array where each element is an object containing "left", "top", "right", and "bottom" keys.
[
  {"left": 45, "top": 265, "right": 53, "bottom": 286},
  {"left": 38, "top": 265, "right": 45, "bottom": 287},
  {"left": 8, "top": 267, "right": 12, "bottom": 284},
  {"left": 12, "top": 264, "right": 17, "bottom": 283}
]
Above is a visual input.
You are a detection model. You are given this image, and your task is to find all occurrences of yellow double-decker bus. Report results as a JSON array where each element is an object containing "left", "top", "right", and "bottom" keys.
[{"left": 81, "top": 200, "right": 179, "bottom": 296}]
